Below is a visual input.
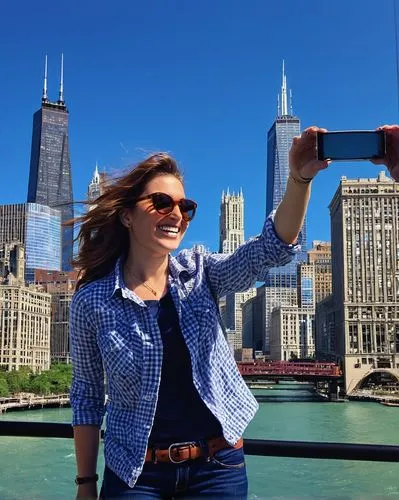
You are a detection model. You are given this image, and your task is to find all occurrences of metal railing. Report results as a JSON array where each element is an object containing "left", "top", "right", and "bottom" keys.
[{"left": 1, "top": 421, "right": 399, "bottom": 462}]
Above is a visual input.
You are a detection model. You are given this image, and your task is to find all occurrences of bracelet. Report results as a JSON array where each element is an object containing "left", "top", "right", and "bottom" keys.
[
  {"left": 75, "top": 473, "right": 99, "bottom": 485},
  {"left": 288, "top": 173, "right": 313, "bottom": 185}
]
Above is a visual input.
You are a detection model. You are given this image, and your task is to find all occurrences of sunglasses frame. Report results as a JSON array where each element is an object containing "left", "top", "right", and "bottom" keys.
[{"left": 135, "top": 192, "right": 198, "bottom": 222}]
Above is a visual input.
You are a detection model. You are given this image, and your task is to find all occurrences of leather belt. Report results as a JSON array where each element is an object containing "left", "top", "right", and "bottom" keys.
[{"left": 145, "top": 436, "right": 243, "bottom": 464}]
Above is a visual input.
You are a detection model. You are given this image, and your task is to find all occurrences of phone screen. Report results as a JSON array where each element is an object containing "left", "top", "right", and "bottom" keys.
[{"left": 318, "top": 131, "right": 385, "bottom": 161}]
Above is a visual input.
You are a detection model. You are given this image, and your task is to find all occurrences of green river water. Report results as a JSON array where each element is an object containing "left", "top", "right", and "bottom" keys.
[{"left": 1, "top": 384, "right": 398, "bottom": 499}]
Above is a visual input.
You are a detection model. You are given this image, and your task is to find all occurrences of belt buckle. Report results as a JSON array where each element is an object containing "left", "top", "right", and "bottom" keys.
[{"left": 168, "top": 441, "right": 197, "bottom": 464}]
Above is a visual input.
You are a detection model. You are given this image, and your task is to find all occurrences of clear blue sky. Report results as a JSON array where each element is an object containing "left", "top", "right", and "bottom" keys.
[{"left": 1, "top": 0, "right": 398, "bottom": 251}]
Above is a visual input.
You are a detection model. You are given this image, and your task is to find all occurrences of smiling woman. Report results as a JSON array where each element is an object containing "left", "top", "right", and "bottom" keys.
[{"left": 66, "top": 135, "right": 375, "bottom": 499}]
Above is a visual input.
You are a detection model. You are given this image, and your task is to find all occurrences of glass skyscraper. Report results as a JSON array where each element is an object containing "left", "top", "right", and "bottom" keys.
[
  {"left": 265, "top": 62, "right": 307, "bottom": 287},
  {"left": 27, "top": 55, "right": 74, "bottom": 271},
  {"left": 25, "top": 204, "right": 62, "bottom": 279},
  {"left": 0, "top": 203, "right": 61, "bottom": 282}
]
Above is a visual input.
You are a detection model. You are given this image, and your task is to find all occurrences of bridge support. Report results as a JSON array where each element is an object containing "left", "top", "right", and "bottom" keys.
[{"left": 315, "top": 380, "right": 344, "bottom": 400}]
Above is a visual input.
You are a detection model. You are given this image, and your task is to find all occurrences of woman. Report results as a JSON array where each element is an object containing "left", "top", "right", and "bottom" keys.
[{"left": 69, "top": 125, "right": 399, "bottom": 499}]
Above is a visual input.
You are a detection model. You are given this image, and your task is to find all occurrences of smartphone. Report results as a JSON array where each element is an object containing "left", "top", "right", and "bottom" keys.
[{"left": 317, "top": 130, "right": 386, "bottom": 161}]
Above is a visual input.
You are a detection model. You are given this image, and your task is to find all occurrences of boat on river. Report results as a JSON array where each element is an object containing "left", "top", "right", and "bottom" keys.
[{"left": 379, "top": 401, "right": 399, "bottom": 407}]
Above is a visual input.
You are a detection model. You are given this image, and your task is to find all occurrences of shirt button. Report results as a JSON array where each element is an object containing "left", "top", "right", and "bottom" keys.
[{"left": 143, "top": 394, "right": 153, "bottom": 402}]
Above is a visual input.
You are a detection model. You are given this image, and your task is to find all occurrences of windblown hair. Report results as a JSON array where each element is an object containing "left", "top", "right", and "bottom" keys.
[{"left": 68, "top": 153, "right": 183, "bottom": 290}]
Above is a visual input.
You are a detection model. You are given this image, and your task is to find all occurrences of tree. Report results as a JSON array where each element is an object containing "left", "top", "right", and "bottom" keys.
[
  {"left": 5, "top": 370, "right": 23, "bottom": 393},
  {"left": 0, "top": 377, "right": 9, "bottom": 397}
]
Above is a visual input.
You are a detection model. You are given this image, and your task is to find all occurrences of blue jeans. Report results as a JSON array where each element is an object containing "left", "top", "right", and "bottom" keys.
[{"left": 101, "top": 446, "right": 248, "bottom": 498}]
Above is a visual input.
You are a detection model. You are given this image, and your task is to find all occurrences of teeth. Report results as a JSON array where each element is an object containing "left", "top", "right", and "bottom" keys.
[{"left": 158, "top": 226, "right": 179, "bottom": 233}]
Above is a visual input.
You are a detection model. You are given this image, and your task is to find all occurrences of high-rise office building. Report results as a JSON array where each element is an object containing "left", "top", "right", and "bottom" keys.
[
  {"left": 219, "top": 189, "right": 254, "bottom": 352},
  {"left": 219, "top": 189, "right": 244, "bottom": 253},
  {"left": 327, "top": 172, "right": 399, "bottom": 393},
  {"left": 0, "top": 203, "right": 61, "bottom": 281},
  {"left": 265, "top": 62, "right": 307, "bottom": 287},
  {"left": 27, "top": 55, "right": 73, "bottom": 271}
]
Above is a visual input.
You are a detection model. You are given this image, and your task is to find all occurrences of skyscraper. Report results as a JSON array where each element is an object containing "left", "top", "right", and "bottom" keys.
[
  {"left": 218, "top": 188, "right": 256, "bottom": 354},
  {"left": 88, "top": 163, "right": 107, "bottom": 207},
  {"left": 0, "top": 203, "right": 62, "bottom": 282},
  {"left": 27, "top": 55, "right": 73, "bottom": 271},
  {"left": 327, "top": 171, "right": 399, "bottom": 393},
  {"left": 219, "top": 189, "right": 244, "bottom": 253},
  {"left": 265, "top": 62, "right": 307, "bottom": 288}
]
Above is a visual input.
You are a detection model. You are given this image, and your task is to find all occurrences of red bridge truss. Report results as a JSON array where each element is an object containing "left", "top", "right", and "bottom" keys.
[{"left": 237, "top": 361, "right": 342, "bottom": 380}]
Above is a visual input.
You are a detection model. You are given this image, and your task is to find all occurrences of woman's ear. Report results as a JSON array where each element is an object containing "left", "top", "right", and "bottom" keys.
[{"left": 119, "top": 209, "right": 131, "bottom": 229}]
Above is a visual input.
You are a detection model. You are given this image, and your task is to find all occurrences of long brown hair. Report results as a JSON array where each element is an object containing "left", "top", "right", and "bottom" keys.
[{"left": 68, "top": 153, "right": 183, "bottom": 290}]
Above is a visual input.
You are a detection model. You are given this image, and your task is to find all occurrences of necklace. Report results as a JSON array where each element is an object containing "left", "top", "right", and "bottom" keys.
[{"left": 130, "top": 271, "right": 158, "bottom": 297}]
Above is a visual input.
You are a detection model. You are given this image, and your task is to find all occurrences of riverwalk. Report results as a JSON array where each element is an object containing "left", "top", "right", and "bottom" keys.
[
  {"left": 348, "top": 389, "right": 399, "bottom": 403},
  {"left": 0, "top": 394, "right": 70, "bottom": 413}
]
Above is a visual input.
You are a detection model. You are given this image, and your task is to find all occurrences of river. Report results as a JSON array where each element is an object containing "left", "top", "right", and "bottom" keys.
[{"left": 1, "top": 383, "right": 398, "bottom": 499}]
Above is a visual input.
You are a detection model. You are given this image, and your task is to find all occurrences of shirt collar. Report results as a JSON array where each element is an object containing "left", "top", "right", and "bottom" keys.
[{"left": 110, "top": 254, "right": 191, "bottom": 300}]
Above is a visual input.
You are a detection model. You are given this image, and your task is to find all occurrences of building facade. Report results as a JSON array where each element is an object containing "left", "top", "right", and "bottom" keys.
[
  {"left": 0, "top": 243, "right": 25, "bottom": 284},
  {"left": 329, "top": 172, "right": 399, "bottom": 393},
  {"left": 0, "top": 285, "right": 51, "bottom": 372},
  {"left": 256, "top": 284, "right": 298, "bottom": 353},
  {"left": 0, "top": 203, "right": 61, "bottom": 281},
  {"left": 242, "top": 295, "right": 264, "bottom": 357},
  {"left": 270, "top": 306, "right": 315, "bottom": 361},
  {"left": 27, "top": 55, "right": 74, "bottom": 271},
  {"left": 225, "top": 288, "right": 257, "bottom": 351},
  {"left": 308, "top": 241, "right": 332, "bottom": 304},
  {"left": 297, "top": 263, "right": 316, "bottom": 310},
  {"left": 34, "top": 270, "right": 78, "bottom": 362},
  {"left": 219, "top": 189, "right": 244, "bottom": 253}
]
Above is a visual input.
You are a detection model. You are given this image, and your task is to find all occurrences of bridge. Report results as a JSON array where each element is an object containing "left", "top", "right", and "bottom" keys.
[{"left": 237, "top": 361, "right": 342, "bottom": 382}]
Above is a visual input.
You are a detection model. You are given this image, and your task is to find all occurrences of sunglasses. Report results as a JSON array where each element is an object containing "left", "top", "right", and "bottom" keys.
[{"left": 135, "top": 192, "right": 197, "bottom": 222}]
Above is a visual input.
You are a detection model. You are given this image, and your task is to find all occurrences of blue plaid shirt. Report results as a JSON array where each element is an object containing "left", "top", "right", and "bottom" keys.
[{"left": 69, "top": 213, "right": 301, "bottom": 487}]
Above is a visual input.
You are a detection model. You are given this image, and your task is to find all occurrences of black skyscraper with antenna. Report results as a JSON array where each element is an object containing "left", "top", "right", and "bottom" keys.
[{"left": 27, "top": 54, "right": 74, "bottom": 271}]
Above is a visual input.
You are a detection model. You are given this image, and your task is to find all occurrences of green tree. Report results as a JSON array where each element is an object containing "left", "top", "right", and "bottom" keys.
[
  {"left": 5, "top": 370, "right": 23, "bottom": 393},
  {"left": 30, "top": 377, "right": 52, "bottom": 395},
  {"left": 0, "top": 377, "right": 9, "bottom": 397}
]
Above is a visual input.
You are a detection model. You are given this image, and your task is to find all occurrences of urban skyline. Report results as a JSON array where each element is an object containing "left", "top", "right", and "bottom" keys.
[
  {"left": 1, "top": 1, "right": 397, "bottom": 256},
  {"left": 3, "top": 57, "right": 341, "bottom": 258}
]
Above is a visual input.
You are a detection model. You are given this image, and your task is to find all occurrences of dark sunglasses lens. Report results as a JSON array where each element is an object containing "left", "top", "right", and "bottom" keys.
[
  {"left": 152, "top": 193, "right": 174, "bottom": 214},
  {"left": 180, "top": 200, "right": 197, "bottom": 221}
]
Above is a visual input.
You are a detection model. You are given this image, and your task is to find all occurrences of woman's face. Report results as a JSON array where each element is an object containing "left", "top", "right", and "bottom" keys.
[{"left": 125, "top": 174, "right": 191, "bottom": 257}]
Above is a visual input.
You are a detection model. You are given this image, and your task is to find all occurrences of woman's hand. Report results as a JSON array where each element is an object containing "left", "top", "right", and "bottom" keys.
[
  {"left": 289, "top": 126, "right": 330, "bottom": 182},
  {"left": 371, "top": 125, "right": 399, "bottom": 181}
]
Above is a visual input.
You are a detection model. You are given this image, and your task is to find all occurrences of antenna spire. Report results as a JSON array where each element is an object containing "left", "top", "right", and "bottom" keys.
[
  {"left": 42, "top": 55, "right": 48, "bottom": 102},
  {"left": 280, "top": 60, "right": 288, "bottom": 116},
  {"left": 58, "top": 53, "right": 64, "bottom": 104}
]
